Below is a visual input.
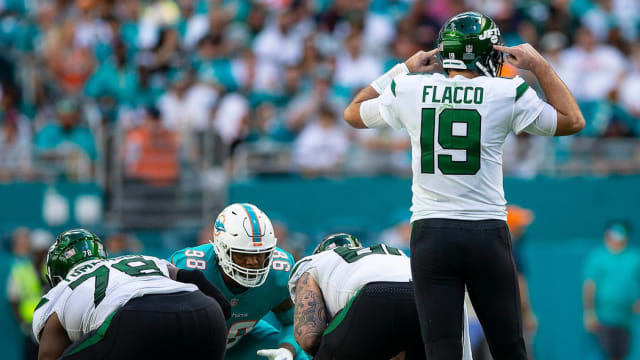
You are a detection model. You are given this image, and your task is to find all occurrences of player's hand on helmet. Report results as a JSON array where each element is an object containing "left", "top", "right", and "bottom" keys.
[
  {"left": 257, "top": 348, "right": 294, "bottom": 360},
  {"left": 493, "top": 43, "right": 547, "bottom": 73},
  {"left": 404, "top": 48, "right": 442, "bottom": 74}
]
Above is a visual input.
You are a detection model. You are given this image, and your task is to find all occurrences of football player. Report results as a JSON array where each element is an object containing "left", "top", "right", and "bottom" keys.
[
  {"left": 170, "top": 203, "right": 306, "bottom": 360},
  {"left": 343, "top": 11, "right": 584, "bottom": 360},
  {"left": 288, "top": 233, "right": 472, "bottom": 360},
  {"left": 33, "top": 229, "right": 230, "bottom": 360}
]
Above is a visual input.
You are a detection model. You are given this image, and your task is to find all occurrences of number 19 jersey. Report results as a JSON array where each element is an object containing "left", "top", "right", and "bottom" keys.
[
  {"left": 32, "top": 255, "right": 196, "bottom": 343},
  {"left": 378, "top": 73, "right": 545, "bottom": 221}
]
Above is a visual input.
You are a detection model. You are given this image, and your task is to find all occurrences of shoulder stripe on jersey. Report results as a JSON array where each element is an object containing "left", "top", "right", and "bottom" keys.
[
  {"left": 515, "top": 82, "right": 529, "bottom": 101},
  {"left": 34, "top": 297, "right": 49, "bottom": 312},
  {"left": 240, "top": 203, "right": 262, "bottom": 243},
  {"left": 391, "top": 79, "right": 397, "bottom": 97},
  {"left": 290, "top": 258, "right": 312, "bottom": 280}
]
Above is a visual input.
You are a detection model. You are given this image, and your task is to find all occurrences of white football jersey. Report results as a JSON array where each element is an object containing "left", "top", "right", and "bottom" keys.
[
  {"left": 32, "top": 255, "right": 197, "bottom": 343},
  {"left": 288, "top": 244, "right": 411, "bottom": 318},
  {"left": 378, "top": 73, "right": 545, "bottom": 221}
]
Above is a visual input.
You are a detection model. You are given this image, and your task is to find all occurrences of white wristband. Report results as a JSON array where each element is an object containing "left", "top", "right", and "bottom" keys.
[{"left": 370, "top": 63, "right": 409, "bottom": 94}]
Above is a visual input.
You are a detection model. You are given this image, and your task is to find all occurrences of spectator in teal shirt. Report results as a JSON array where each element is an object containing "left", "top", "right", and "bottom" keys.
[
  {"left": 583, "top": 221, "right": 640, "bottom": 360},
  {"left": 35, "top": 98, "right": 97, "bottom": 179},
  {"left": 84, "top": 41, "right": 140, "bottom": 114}
]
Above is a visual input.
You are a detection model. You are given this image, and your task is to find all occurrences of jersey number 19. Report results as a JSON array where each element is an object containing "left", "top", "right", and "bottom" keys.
[{"left": 421, "top": 108, "right": 481, "bottom": 175}]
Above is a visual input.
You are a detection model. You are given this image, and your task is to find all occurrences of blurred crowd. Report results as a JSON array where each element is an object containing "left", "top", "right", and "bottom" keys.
[{"left": 0, "top": 0, "right": 639, "bottom": 183}]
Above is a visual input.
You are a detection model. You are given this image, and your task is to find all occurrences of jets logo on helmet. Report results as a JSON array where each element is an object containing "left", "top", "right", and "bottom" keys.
[
  {"left": 212, "top": 203, "right": 277, "bottom": 288},
  {"left": 478, "top": 28, "right": 501, "bottom": 42}
]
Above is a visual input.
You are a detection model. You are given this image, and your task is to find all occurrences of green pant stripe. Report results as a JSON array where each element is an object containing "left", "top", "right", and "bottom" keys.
[
  {"left": 64, "top": 310, "right": 118, "bottom": 357},
  {"left": 323, "top": 289, "right": 362, "bottom": 336}
]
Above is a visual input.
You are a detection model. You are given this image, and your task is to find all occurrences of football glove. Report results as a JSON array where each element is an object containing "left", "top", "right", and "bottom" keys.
[{"left": 257, "top": 348, "right": 293, "bottom": 360}]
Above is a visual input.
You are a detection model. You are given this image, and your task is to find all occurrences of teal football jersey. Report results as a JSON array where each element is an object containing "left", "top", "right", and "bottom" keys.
[{"left": 169, "top": 244, "right": 295, "bottom": 348}]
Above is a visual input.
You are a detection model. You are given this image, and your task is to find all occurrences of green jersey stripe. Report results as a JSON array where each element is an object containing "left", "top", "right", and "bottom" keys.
[{"left": 515, "top": 82, "right": 529, "bottom": 101}]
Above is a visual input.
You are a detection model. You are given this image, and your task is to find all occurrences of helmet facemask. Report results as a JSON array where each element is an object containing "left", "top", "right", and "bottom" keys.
[
  {"left": 472, "top": 47, "right": 504, "bottom": 77},
  {"left": 214, "top": 239, "right": 275, "bottom": 287}
]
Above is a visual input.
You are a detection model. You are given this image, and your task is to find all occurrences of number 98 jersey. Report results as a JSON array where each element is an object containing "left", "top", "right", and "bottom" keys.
[
  {"left": 378, "top": 73, "right": 545, "bottom": 222},
  {"left": 169, "top": 244, "right": 295, "bottom": 349},
  {"left": 32, "top": 255, "right": 197, "bottom": 343}
]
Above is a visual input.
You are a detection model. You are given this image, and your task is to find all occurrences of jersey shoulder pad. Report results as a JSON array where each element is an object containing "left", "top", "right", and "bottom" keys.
[
  {"left": 289, "top": 255, "right": 315, "bottom": 284},
  {"left": 512, "top": 75, "right": 531, "bottom": 101},
  {"left": 392, "top": 72, "right": 427, "bottom": 95},
  {"left": 169, "top": 243, "right": 216, "bottom": 270}
]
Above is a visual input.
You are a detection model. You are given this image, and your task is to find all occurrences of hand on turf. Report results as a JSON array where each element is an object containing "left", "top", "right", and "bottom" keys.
[
  {"left": 493, "top": 43, "right": 548, "bottom": 73},
  {"left": 257, "top": 348, "right": 294, "bottom": 360},
  {"left": 404, "top": 48, "right": 442, "bottom": 74}
]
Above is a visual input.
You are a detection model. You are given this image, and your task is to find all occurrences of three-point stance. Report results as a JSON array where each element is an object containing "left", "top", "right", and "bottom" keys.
[
  {"left": 344, "top": 11, "right": 584, "bottom": 360},
  {"left": 33, "top": 229, "right": 229, "bottom": 360},
  {"left": 170, "top": 203, "right": 307, "bottom": 360},
  {"left": 289, "top": 233, "right": 472, "bottom": 360}
]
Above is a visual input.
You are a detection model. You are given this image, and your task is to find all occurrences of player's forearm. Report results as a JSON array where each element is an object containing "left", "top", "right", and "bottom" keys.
[
  {"left": 583, "top": 281, "right": 595, "bottom": 311},
  {"left": 344, "top": 86, "right": 380, "bottom": 129},
  {"left": 531, "top": 61, "right": 584, "bottom": 135},
  {"left": 293, "top": 273, "right": 327, "bottom": 355}
]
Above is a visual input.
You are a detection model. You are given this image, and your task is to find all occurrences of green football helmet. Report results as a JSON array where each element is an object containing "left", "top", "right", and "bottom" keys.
[
  {"left": 313, "top": 233, "right": 362, "bottom": 255},
  {"left": 437, "top": 11, "right": 504, "bottom": 77},
  {"left": 46, "top": 229, "right": 107, "bottom": 287}
]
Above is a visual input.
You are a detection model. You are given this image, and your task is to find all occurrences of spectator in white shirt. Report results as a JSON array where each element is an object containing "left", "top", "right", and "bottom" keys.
[
  {"left": 293, "top": 105, "right": 348, "bottom": 176},
  {"left": 557, "top": 26, "right": 627, "bottom": 102},
  {"left": 334, "top": 31, "right": 383, "bottom": 94},
  {"left": 618, "top": 44, "right": 640, "bottom": 118}
]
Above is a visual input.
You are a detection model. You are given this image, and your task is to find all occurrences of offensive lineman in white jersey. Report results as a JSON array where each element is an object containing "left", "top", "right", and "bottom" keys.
[
  {"left": 33, "top": 229, "right": 231, "bottom": 360},
  {"left": 343, "top": 12, "right": 584, "bottom": 360},
  {"left": 288, "top": 233, "right": 472, "bottom": 360}
]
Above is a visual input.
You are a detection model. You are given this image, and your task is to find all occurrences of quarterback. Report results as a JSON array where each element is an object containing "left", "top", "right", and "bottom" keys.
[
  {"left": 344, "top": 11, "right": 584, "bottom": 360},
  {"left": 33, "top": 229, "right": 229, "bottom": 360},
  {"left": 170, "top": 203, "right": 306, "bottom": 360},
  {"left": 288, "top": 233, "right": 472, "bottom": 360}
]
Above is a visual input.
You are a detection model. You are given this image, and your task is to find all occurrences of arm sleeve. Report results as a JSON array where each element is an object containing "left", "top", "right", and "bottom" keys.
[
  {"left": 378, "top": 79, "right": 405, "bottom": 130},
  {"left": 176, "top": 269, "right": 231, "bottom": 319},
  {"left": 359, "top": 97, "right": 389, "bottom": 129},
  {"left": 522, "top": 102, "right": 558, "bottom": 136},
  {"left": 511, "top": 77, "right": 546, "bottom": 134}
]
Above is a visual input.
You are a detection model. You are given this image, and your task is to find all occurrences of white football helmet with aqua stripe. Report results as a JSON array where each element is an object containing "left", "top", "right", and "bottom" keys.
[{"left": 212, "top": 203, "right": 277, "bottom": 287}]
